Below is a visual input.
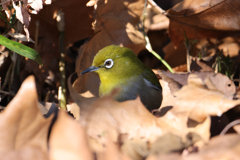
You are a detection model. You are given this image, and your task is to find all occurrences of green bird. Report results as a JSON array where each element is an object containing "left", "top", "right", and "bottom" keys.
[{"left": 80, "top": 45, "right": 162, "bottom": 111}]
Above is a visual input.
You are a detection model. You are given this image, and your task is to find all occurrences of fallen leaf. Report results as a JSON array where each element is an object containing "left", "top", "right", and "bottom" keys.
[
  {"left": 172, "top": 74, "right": 240, "bottom": 122},
  {"left": 49, "top": 110, "right": 94, "bottom": 160},
  {"left": 121, "top": 139, "right": 150, "bottom": 160},
  {"left": 80, "top": 96, "right": 163, "bottom": 148},
  {"left": 97, "top": 138, "right": 131, "bottom": 160},
  {"left": 167, "top": 0, "right": 240, "bottom": 46},
  {"left": 185, "top": 134, "right": 240, "bottom": 159},
  {"left": 158, "top": 71, "right": 182, "bottom": 94},
  {"left": 150, "top": 133, "right": 194, "bottom": 155},
  {"left": 190, "top": 57, "right": 214, "bottom": 72},
  {"left": 67, "top": 73, "right": 98, "bottom": 120},
  {"left": 161, "top": 41, "right": 187, "bottom": 70},
  {"left": 159, "top": 71, "right": 236, "bottom": 98},
  {"left": 0, "top": 76, "right": 53, "bottom": 160},
  {"left": 159, "top": 79, "right": 177, "bottom": 108},
  {"left": 78, "top": 93, "right": 209, "bottom": 158},
  {"left": 146, "top": 153, "right": 181, "bottom": 160},
  {"left": 233, "top": 124, "right": 240, "bottom": 135},
  {"left": 28, "top": 0, "right": 44, "bottom": 14}
]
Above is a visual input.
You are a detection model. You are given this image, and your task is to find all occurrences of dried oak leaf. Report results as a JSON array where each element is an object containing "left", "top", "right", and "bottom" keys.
[
  {"left": 146, "top": 153, "right": 181, "bottom": 160},
  {"left": 80, "top": 94, "right": 209, "bottom": 157},
  {"left": 0, "top": 76, "right": 53, "bottom": 160},
  {"left": 10, "top": 0, "right": 52, "bottom": 39},
  {"left": 172, "top": 74, "right": 240, "bottom": 122},
  {"left": 185, "top": 134, "right": 240, "bottom": 159},
  {"left": 167, "top": 0, "right": 240, "bottom": 46},
  {"left": 97, "top": 138, "right": 131, "bottom": 160},
  {"left": 159, "top": 71, "right": 236, "bottom": 98},
  {"left": 121, "top": 139, "right": 150, "bottom": 160},
  {"left": 74, "top": 0, "right": 145, "bottom": 95},
  {"left": 49, "top": 110, "right": 94, "bottom": 160},
  {"left": 79, "top": 96, "right": 164, "bottom": 150},
  {"left": 67, "top": 73, "right": 98, "bottom": 120}
]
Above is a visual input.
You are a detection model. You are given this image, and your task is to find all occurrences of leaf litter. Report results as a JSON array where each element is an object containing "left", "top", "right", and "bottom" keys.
[{"left": 1, "top": 0, "right": 240, "bottom": 159}]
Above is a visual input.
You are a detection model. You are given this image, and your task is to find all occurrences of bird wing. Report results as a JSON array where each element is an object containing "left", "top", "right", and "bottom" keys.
[{"left": 141, "top": 70, "right": 162, "bottom": 91}]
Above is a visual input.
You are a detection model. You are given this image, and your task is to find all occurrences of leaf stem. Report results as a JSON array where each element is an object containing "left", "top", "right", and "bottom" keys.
[{"left": 142, "top": 0, "right": 174, "bottom": 73}]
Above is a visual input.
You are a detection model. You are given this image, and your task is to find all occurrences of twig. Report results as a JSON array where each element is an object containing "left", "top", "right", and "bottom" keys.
[
  {"left": 220, "top": 119, "right": 240, "bottom": 135},
  {"left": 147, "top": 0, "right": 166, "bottom": 15},
  {"left": 142, "top": 0, "right": 174, "bottom": 73},
  {"left": 184, "top": 31, "right": 191, "bottom": 73},
  {"left": 0, "top": 106, "right": 5, "bottom": 110},
  {"left": 34, "top": 20, "right": 39, "bottom": 49},
  {"left": 0, "top": 0, "right": 10, "bottom": 5},
  {"left": 8, "top": 52, "right": 17, "bottom": 101},
  {"left": 0, "top": 90, "right": 15, "bottom": 96},
  {"left": 56, "top": 11, "right": 67, "bottom": 110}
]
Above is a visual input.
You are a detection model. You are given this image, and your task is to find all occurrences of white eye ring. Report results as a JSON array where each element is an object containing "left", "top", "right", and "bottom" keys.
[{"left": 104, "top": 59, "right": 114, "bottom": 69}]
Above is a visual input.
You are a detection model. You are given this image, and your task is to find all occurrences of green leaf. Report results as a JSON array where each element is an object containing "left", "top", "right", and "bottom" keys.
[{"left": 0, "top": 35, "right": 42, "bottom": 65}]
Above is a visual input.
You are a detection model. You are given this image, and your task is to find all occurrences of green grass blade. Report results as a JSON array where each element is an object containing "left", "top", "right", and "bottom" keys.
[{"left": 0, "top": 35, "right": 42, "bottom": 65}]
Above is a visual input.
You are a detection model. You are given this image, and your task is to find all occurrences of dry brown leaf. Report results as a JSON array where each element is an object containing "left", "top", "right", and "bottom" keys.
[
  {"left": 67, "top": 73, "right": 98, "bottom": 120},
  {"left": 147, "top": 153, "right": 182, "bottom": 160},
  {"left": 79, "top": 96, "right": 163, "bottom": 150},
  {"left": 172, "top": 74, "right": 240, "bottom": 122},
  {"left": 28, "top": 0, "right": 46, "bottom": 13},
  {"left": 156, "top": 109, "right": 210, "bottom": 144},
  {"left": 49, "top": 110, "right": 94, "bottom": 160},
  {"left": 121, "top": 139, "right": 150, "bottom": 160},
  {"left": 161, "top": 41, "right": 187, "bottom": 70},
  {"left": 97, "top": 138, "right": 131, "bottom": 160},
  {"left": 80, "top": 93, "right": 209, "bottom": 157},
  {"left": 74, "top": 0, "right": 145, "bottom": 95},
  {"left": 205, "top": 73, "right": 236, "bottom": 98},
  {"left": 5, "top": 0, "right": 52, "bottom": 39},
  {"left": 150, "top": 133, "right": 196, "bottom": 155},
  {"left": 184, "top": 134, "right": 240, "bottom": 159},
  {"left": 158, "top": 71, "right": 182, "bottom": 94},
  {"left": 190, "top": 57, "right": 214, "bottom": 72},
  {"left": 147, "top": 134, "right": 240, "bottom": 159},
  {"left": 0, "top": 76, "right": 53, "bottom": 160},
  {"left": 218, "top": 37, "right": 240, "bottom": 57},
  {"left": 187, "top": 116, "right": 211, "bottom": 143},
  {"left": 159, "top": 71, "right": 236, "bottom": 98},
  {"left": 233, "top": 124, "right": 240, "bottom": 134},
  {"left": 159, "top": 79, "right": 177, "bottom": 108},
  {"left": 167, "top": 0, "right": 240, "bottom": 46}
]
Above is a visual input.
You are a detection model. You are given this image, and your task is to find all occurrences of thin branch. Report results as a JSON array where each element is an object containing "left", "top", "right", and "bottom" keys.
[
  {"left": 0, "top": 0, "right": 10, "bottom": 5},
  {"left": 220, "top": 119, "right": 240, "bottom": 135},
  {"left": 142, "top": 0, "right": 174, "bottom": 73},
  {"left": 147, "top": 0, "right": 166, "bottom": 15},
  {"left": 56, "top": 11, "right": 67, "bottom": 111}
]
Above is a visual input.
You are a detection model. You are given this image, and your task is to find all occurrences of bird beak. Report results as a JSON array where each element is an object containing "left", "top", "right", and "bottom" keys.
[{"left": 80, "top": 66, "right": 100, "bottom": 75}]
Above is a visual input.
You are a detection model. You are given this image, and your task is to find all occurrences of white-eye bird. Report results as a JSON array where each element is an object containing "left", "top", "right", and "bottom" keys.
[{"left": 81, "top": 45, "right": 162, "bottom": 111}]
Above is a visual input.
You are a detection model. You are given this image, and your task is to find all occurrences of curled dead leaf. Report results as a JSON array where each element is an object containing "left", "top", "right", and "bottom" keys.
[
  {"left": 80, "top": 96, "right": 163, "bottom": 151},
  {"left": 49, "top": 110, "right": 94, "bottom": 160},
  {"left": 172, "top": 74, "right": 240, "bottom": 122},
  {"left": 0, "top": 76, "right": 53, "bottom": 160},
  {"left": 159, "top": 71, "right": 236, "bottom": 98},
  {"left": 167, "top": 0, "right": 240, "bottom": 46}
]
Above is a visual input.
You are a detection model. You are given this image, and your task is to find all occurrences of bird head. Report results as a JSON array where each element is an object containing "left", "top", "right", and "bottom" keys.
[{"left": 80, "top": 45, "right": 144, "bottom": 82}]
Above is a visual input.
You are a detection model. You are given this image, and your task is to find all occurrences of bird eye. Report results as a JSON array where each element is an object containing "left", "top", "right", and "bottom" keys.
[{"left": 104, "top": 59, "right": 114, "bottom": 69}]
